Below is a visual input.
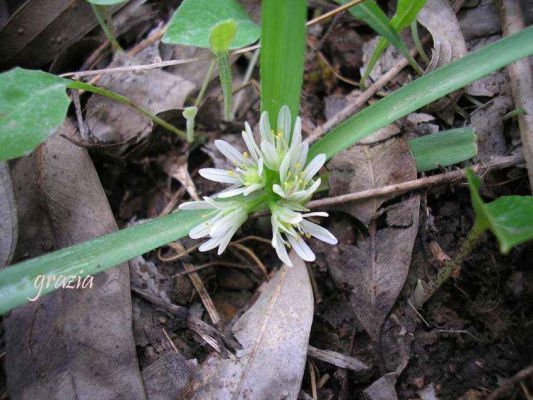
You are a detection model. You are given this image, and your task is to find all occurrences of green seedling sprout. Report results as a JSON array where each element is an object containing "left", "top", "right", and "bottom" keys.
[
  {"left": 412, "top": 169, "right": 533, "bottom": 308},
  {"left": 209, "top": 19, "right": 237, "bottom": 121},
  {"left": 86, "top": 0, "right": 126, "bottom": 52},
  {"left": 411, "top": 20, "right": 430, "bottom": 65},
  {"left": 183, "top": 106, "right": 198, "bottom": 143}
]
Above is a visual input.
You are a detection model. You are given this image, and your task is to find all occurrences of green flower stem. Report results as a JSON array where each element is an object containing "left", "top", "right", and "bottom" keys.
[
  {"left": 215, "top": 50, "right": 233, "bottom": 121},
  {"left": 68, "top": 81, "right": 187, "bottom": 139},
  {"left": 413, "top": 221, "right": 486, "bottom": 308},
  {"left": 183, "top": 106, "right": 198, "bottom": 143},
  {"left": 90, "top": 4, "right": 123, "bottom": 52},
  {"left": 195, "top": 60, "right": 216, "bottom": 108},
  {"left": 411, "top": 20, "right": 430, "bottom": 65}
]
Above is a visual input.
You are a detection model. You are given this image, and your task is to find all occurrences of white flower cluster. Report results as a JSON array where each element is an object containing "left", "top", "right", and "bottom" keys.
[{"left": 180, "top": 106, "right": 337, "bottom": 267}]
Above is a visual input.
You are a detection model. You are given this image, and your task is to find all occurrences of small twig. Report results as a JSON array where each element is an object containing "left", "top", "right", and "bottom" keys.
[
  {"left": 308, "top": 361, "right": 319, "bottom": 400},
  {"left": 487, "top": 364, "right": 533, "bottom": 400},
  {"left": 161, "top": 328, "right": 179, "bottom": 354},
  {"left": 500, "top": 0, "right": 533, "bottom": 190},
  {"left": 306, "top": 154, "right": 524, "bottom": 209},
  {"left": 229, "top": 242, "right": 268, "bottom": 277},
  {"left": 307, "top": 0, "right": 365, "bottom": 26},
  {"left": 233, "top": 48, "right": 260, "bottom": 114}
]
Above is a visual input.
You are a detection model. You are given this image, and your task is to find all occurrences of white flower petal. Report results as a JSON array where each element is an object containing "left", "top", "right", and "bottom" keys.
[
  {"left": 289, "top": 116, "right": 302, "bottom": 151},
  {"left": 179, "top": 201, "right": 214, "bottom": 210},
  {"left": 278, "top": 207, "right": 303, "bottom": 225},
  {"left": 277, "top": 105, "right": 291, "bottom": 143},
  {"left": 243, "top": 183, "right": 263, "bottom": 196},
  {"left": 273, "top": 233, "right": 293, "bottom": 267},
  {"left": 279, "top": 149, "right": 293, "bottom": 182},
  {"left": 272, "top": 184, "right": 287, "bottom": 198},
  {"left": 260, "top": 140, "right": 279, "bottom": 169},
  {"left": 199, "top": 168, "right": 241, "bottom": 184},
  {"left": 199, "top": 236, "right": 224, "bottom": 252},
  {"left": 291, "top": 142, "right": 308, "bottom": 171},
  {"left": 287, "top": 235, "right": 315, "bottom": 262},
  {"left": 217, "top": 186, "right": 248, "bottom": 198},
  {"left": 300, "top": 219, "right": 338, "bottom": 244},
  {"left": 302, "top": 154, "right": 326, "bottom": 181},
  {"left": 302, "top": 212, "right": 329, "bottom": 218},
  {"left": 190, "top": 213, "right": 223, "bottom": 239},
  {"left": 260, "top": 111, "right": 274, "bottom": 143},
  {"left": 210, "top": 209, "right": 244, "bottom": 237},
  {"left": 215, "top": 140, "right": 245, "bottom": 165},
  {"left": 242, "top": 123, "right": 261, "bottom": 161}
]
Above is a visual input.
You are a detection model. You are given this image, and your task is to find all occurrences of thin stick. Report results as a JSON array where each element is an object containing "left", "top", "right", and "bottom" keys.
[
  {"left": 306, "top": 154, "right": 524, "bottom": 209},
  {"left": 182, "top": 260, "right": 221, "bottom": 325},
  {"left": 307, "top": 0, "right": 366, "bottom": 26},
  {"left": 500, "top": 0, "right": 533, "bottom": 190},
  {"left": 162, "top": 328, "right": 179, "bottom": 353},
  {"left": 230, "top": 242, "right": 268, "bottom": 277},
  {"left": 487, "top": 364, "right": 533, "bottom": 400},
  {"left": 176, "top": 261, "right": 254, "bottom": 276},
  {"left": 309, "top": 361, "right": 318, "bottom": 400},
  {"left": 233, "top": 48, "right": 260, "bottom": 114},
  {"left": 195, "top": 59, "right": 216, "bottom": 108}
]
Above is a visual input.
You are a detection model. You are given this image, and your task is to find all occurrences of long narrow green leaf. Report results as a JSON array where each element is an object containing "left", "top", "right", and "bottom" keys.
[
  {"left": 363, "top": 0, "right": 427, "bottom": 83},
  {"left": 0, "top": 210, "right": 204, "bottom": 315},
  {"left": 408, "top": 128, "right": 477, "bottom": 172},
  {"left": 260, "top": 0, "right": 307, "bottom": 128},
  {"left": 309, "top": 26, "right": 533, "bottom": 161},
  {"left": 335, "top": 0, "right": 422, "bottom": 80}
]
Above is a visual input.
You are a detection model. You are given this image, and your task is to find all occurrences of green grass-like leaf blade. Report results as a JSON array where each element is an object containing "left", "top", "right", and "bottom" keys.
[
  {"left": 408, "top": 128, "right": 477, "bottom": 172},
  {"left": 0, "top": 68, "right": 70, "bottom": 161},
  {"left": 260, "top": 0, "right": 307, "bottom": 128},
  {"left": 336, "top": 0, "right": 422, "bottom": 81},
  {"left": 0, "top": 210, "right": 205, "bottom": 315},
  {"left": 363, "top": 0, "right": 427, "bottom": 83},
  {"left": 163, "top": 0, "right": 260, "bottom": 50},
  {"left": 309, "top": 26, "right": 533, "bottom": 161},
  {"left": 466, "top": 169, "right": 533, "bottom": 254}
]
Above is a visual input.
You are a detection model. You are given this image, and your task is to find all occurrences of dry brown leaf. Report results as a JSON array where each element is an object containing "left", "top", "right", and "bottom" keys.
[
  {"left": 85, "top": 52, "right": 195, "bottom": 144},
  {"left": 0, "top": 0, "right": 129, "bottom": 69},
  {"left": 187, "top": 252, "right": 313, "bottom": 400},
  {"left": 327, "top": 125, "right": 411, "bottom": 226},
  {"left": 327, "top": 196, "right": 420, "bottom": 340},
  {"left": 5, "top": 121, "right": 145, "bottom": 400},
  {"left": 0, "top": 162, "right": 17, "bottom": 268},
  {"left": 142, "top": 352, "right": 194, "bottom": 400}
]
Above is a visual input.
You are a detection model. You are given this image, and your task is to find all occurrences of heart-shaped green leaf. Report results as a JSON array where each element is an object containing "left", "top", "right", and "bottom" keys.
[
  {"left": 466, "top": 169, "right": 533, "bottom": 253},
  {"left": 163, "top": 0, "right": 260, "bottom": 49},
  {"left": 0, "top": 68, "right": 70, "bottom": 161},
  {"left": 209, "top": 19, "right": 238, "bottom": 54}
]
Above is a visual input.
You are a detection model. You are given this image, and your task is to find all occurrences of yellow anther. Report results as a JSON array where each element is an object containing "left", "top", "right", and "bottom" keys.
[
  {"left": 287, "top": 243, "right": 292, "bottom": 249},
  {"left": 202, "top": 214, "right": 209, "bottom": 218},
  {"left": 305, "top": 233, "right": 312, "bottom": 239},
  {"left": 243, "top": 151, "right": 249, "bottom": 159},
  {"left": 276, "top": 130, "right": 283, "bottom": 138},
  {"left": 228, "top": 171, "right": 235, "bottom": 176},
  {"left": 295, "top": 163, "right": 301, "bottom": 169}
]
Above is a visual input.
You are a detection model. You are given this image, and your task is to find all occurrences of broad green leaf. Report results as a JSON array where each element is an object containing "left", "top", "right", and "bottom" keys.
[
  {"left": 0, "top": 210, "right": 205, "bottom": 315},
  {"left": 308, "top": 26, "right": 533, "bottom": 161},
  {"left": 466, "top": 169, "right": 533, "bottom": 254},
  {"left": 0, "top": 68, "right": 70, "bottom": 161},
  {"left": 163, "top": 0, "right": 260, "bottom": 50},
  {"left": 408, "top": 128, "right": 477, "bottom": 172},
  {"left": 86, "top": 0, "right": 127, "bottom": 4},
  {"left": 209, "top": 20, "right": 237, "bottom": 54},
  {"left": 364, "top": 0, "right": 427, "bottom": 83},
  {"left": 335, "top": 0, "right": 422, "bottom": 81},
  {"left": 260, "top": 0, "right": 307, "bottom": 128}
]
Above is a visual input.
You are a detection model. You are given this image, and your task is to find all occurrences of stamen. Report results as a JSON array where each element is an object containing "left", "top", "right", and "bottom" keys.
[
  {"left": 243, "top": 151, "right": 249, "bottom": 159},
  {"left": 228, "top": 171, "right": 235, "bottom": 176}
]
